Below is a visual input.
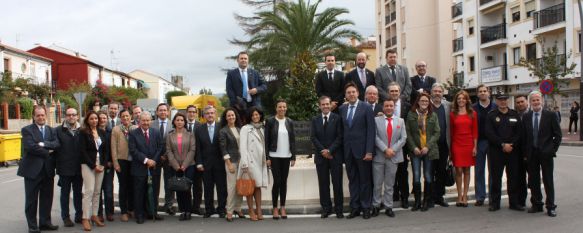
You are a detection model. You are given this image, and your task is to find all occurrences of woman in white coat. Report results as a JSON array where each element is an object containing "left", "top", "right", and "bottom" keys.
[{"left": 239, "top": 107, "right": 269, "bottom": 221}]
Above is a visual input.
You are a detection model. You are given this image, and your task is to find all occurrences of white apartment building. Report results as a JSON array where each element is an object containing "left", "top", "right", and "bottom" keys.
[
  {"left": 129, "top": 69, "right": 181, "bottom": 104},
  {"left": 1, "top": 43, "right": 52, "bottom": 87},
  {"left": 452, "top": 0, "right": 581, "bottom": 119}
]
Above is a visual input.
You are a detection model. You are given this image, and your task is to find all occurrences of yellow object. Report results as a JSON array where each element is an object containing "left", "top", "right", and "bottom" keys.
[
  {"left": 171, "top": 95, "right": 221, "bottom": 110},
  {"left": 0, "top": 134, "right": 22, "bottom": 163}
]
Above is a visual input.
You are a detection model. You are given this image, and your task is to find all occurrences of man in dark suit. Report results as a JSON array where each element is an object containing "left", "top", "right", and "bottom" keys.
[
  {"left": 128, "top": 111, "right": 164, "bottom": 223},
  {"left": 316, "top": 54, "right": 346, "bottom": 112},
  {"left": 522, "top": 91, "right": 561, "bottom": 217},
  {"left": 345, "top": 52, "right": 375, "bottom": 101},
  {"left": 226, "top": 51, "right": 267, "bottom": 123},
  {"left": 18, "top": 106, "right": 60, "bottom": 233},
  {"left": 152, "top": 103, "right": 175, "bottom": 215},
  {"left": 376, "top": 49, "right": 411, "bottom": 102},
  {"left": 387, "top": 82, "right": 412, "bottom": 208},
  {"left": 410, "top": 61, "right": 436, "bottom": 103},
  {"left": 131, "top": 105, "right": 142, "bottom": 126},
  {"left": 195, "top": 106, "right": 227, "bottom": 218},
  {"left": 54, "top": 108, "right": 83, "bottom": 227},
  {"left": 311, "top": 96, "right": 344, "bottom": 219},
  {"left": 340, "top": 82, "right": 375, "bottom": 219},
  {"left": 365, "top": 85, "right": 383, "bottom": 115},
  {"left": 186, "top": 105, "right": 204, "bottom": 215}
]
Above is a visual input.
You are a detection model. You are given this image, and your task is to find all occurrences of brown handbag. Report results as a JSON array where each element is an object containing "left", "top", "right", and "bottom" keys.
[{"left": 236, "top": 171, "right": 255, "bottom": 196}]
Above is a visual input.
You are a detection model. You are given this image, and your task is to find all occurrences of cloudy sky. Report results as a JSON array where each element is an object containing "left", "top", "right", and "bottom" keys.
[{"left": 0, "top": 0, "right": 374, "bottom": 94}]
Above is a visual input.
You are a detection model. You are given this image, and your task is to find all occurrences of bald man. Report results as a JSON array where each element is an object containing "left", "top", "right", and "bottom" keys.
[
  {"left": 345, "top": 52, "right": 375, "bottom": 101},
  {"left": 410, "top": 61, "right": 436, "bottom": 103}
]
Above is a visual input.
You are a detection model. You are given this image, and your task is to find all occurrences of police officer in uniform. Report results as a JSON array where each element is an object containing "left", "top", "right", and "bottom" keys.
[{"left": 484, "top": 94, "right": 524, "bottom": 211}]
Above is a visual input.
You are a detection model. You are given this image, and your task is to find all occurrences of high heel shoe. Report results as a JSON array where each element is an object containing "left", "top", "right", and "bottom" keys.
[
  {"left": 90, "top": 216, "right": 104, "bottom": 227},
  {"left": 249, "top": 210, "right": 258, "bottom": 221},
  {"left": 235, "top": 210, "right": 246, "bottom": 219},
  {"left": 280, "top": 207, "right": 288, "bottom": 219},
  {"left": 272, "top": 208, "right": 280, "bottom": 220},
  {"left": 226, "top": 213, "right": 233, "bottom": 222},
  {"left": 81, "top": 219, "right": 91, "bottom": 231}
]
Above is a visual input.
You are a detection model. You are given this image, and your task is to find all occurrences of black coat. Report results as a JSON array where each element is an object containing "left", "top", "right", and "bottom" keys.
[
  {"left": 410, "top": 75, "right": 436, "bottom": 103},
  {"left": 219, "top": 126, "right": 241, "bottom": 163},
  {"left": 265, "top": 117, "right": 296, "bottom": 161},
  {"left": 521, "top": 110, "right": 562, "bottom": 159},
  {"left": 345, "top": 68, "right": 375, "bottom": 101},
  {"left": 128, "top": 127, "right": 164, "bottom": 176},
  {"left": 79, "top": 129, "right": 108, "bottom": 170},
  {"left": 315, "top": 70, "right": 345, "bottom": 104},
  {"left": 54, "top": 124, "right": 81, "bottom": 176},
  {"left": 17, "top": 124, "right": 60, "bottom": 179},
  {"left": 310, "top": 112, "right": 343, "bottom": 165},
  {"left": 195, "top": 123, "right": 222, "bottom": 169}
]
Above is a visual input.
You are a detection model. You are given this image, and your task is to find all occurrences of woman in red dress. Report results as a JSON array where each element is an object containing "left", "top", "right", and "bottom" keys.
[{"left": 450, "top": 90, "right": 478, "bottom": 207}]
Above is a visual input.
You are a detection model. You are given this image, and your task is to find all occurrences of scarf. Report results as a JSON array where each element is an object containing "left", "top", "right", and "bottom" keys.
[
  {"left": 417, "top": 108, "right": 428, "bottom": 134},
  {"left": 120, "top": 124, "right": 130, "bottom": 141}
]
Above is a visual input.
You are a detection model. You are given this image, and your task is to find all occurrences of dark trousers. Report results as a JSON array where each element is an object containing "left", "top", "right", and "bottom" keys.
[
  {"left": 527, "top": 151, "right": 556, "bottom": 210},
  {"left": 116, "top": 160, "right": 134, "bottom": 214},
  {"left": 203, "top": 164, "right": 227, "bottom": 214},
  {"left": 24, "top": 171, "right": 54, "bottom": 229},
  {"left": 569, "top": 118, "right": 578, "bottom": 133},
  {"left": 315, "top": 158, "right": 344, "bottom": 213},
  {"left": 345, "top": 154, "right": 372, "bottom": 211},
  {"left": 393, "top": 156, "right": 410, "bottom": 202},
  {"left": 271, "top": 157, "right": 291, "bottom": 208},
  {"left": 58, "top": 174, "right": 83, "bottom": 220},
  {"left": 152, "top": 167, "right": 162, "bottom": 213},
  {"left": 177, "top": 166, "right": 194, "bottom": 213},
  {"left": 133, "top": 172, "right": 161, "bottom": 218},
  {"left": 162, "top": 163, "right": 176, "bottom": 208},
  {"left": 488, "top": 148, "right": 508, "bottom": 206},
  {"left": 507, "top": 153, "right": 527, "bottom": 207},
  {"left": 98, "top": 167, "right": 115, "bottom": 216},
  {"left": 432, "top": 144, "right": 449, "bottom": 202},
  {"left": 191, "top": 170, "right": 204, "bottom": 213}
]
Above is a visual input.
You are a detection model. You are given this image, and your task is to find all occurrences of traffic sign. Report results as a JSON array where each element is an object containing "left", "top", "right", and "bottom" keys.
[{"left": 539, "top": 80, "right": 553, "bottom": 95}]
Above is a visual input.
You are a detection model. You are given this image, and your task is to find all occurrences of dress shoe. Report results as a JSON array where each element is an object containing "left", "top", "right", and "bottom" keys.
[
  {"left": 63, "top": 218, "right": 75, "bottom": 227},
  {"left": 186, "top": 213, "right": 192, "bottom": 220},
  {"left": 474, "top": 200, "right": 484, "bottom": 206},
  {"left": 203, "top": 213, "right": 213, "bottom": 218},
  {"left": 165, "top": 206, "right": 176, "bottom": 216},
  {"left": 336, "top": 211, "right": 344, "bottom": 219},
  {"left": 179, "top": 213, "right": 189, "bottom": 221},
  {"left": 28, "top": 228, "right": 40, "bottom": 233},
  {"left": 106, "top": 214, "right": 114, "bottom": 222},
  {"left": 74, "top": 217, "right": 83, "bottom": 224},
  {"left": 371, "top": 207, "right": 380, "bottom": 217},
  {"left": 320, "top": 211, "right": 330, "bottom": 218},
  {"left": 547, "top": 209, "right": 557, "bottom": 217},
  {"left": 488, "top": 205, "right": 500, "bottom": 211},
  {"left": 192, "top": 209, "right": 204, "bottom": 216},
  {"left": 346, "top": 210, "right": 360, "bottom": 219},
  {"left": 90, "top": 216, "right": 105, "bottom": 227},
  {"left": 136, "top": 217, "right": 145, "bottom": 224},
  {"left": 401, "top": 201, "right": 409, "bottom": 209},
  {"left": 509, "top": 205, "right": 525, "bottom": 211},
  {"left": 528, "top": 206, "right": 544, "bottom": 213},
  {"left": 385, "top": 208, "right": 395, "bottom": 217},
  {"left": 82, "top": 219, "right": 92, "bottom": 231},
  {"left": 120, "top": 214, "right": 129, "bottom": 222},
  {"left": 434, "top": 199, "right": 449, "bottom": 207},
  {"left": 39, "top": 223, "right": 59, "bottom": 231},
  {"left": 362, "top": 209, "right": 371, "bottom": 219}
]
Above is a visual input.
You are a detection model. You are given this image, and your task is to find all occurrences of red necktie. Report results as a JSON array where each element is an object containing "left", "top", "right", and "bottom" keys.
[
  {"left": 144, "top": 130, "right": 150, "bottom": 145},
  {"left": 386, "top": 117, "right": 393, "bottom": 146}
]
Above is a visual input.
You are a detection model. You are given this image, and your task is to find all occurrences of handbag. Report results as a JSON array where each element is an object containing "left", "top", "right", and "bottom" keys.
[
  {"left": 444, "top": 158, "right": 455, "bottom": 187},
  {"left": 236, "top": 171, "right": 256, "bottom": 196},
  {"left": 168, "top": 174, "right": 193, "bottom": 192}
]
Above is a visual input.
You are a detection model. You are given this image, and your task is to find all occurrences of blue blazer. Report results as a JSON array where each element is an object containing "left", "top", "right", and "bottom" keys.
[
  {"left": 128, "top": 127, "right": 163, "bottom": 176},
  {"left": 17, "top": 124, "right": 60, "bottom": 179},
  {"left": 340, "top": 101, "right": 375, "bottom": 159},
  {"left": 226, "top": 68, "right": 267, "bottom": 108}
]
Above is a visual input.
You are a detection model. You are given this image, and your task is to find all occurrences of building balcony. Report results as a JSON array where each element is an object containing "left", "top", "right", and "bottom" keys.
[
  {"left": 385, "top": 39, "right": 391, "bottom": 48},
  {"left": 481, "top": 65, "right": 507, "bottom": 83},
  {"left": 384, "top": 12, "right": 396, "bottom": 26},
  {"left": 453, "top": 37, "right": 463, "bottom": 54},
  {"left": 391, "top": 36, "right": 397, "bottom": 47},
  {"left": 452, "top": 2, "right": 463, "bottom": 20},
  {"left": 479, "top": 0, "right": 505, "bottom": 11},
  {"left": 480, "top": 23, "right": 507, "bottom": 48},
  {"left": 536, "top": 54, "right": 567, "bottom": 71},
  {"left": 454, "top": 71, "right": 464, "bottom": 87},
  {"left": 532, "top": 3, "right": 565, "bottom": 35}
]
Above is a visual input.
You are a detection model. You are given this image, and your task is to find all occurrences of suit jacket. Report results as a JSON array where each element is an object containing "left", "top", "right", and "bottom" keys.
[
  {"left": 54, "top": 123, "right": 81, "bottom": 176},
  {"left": 410, "top": 75, "right": 436, "bottom": 103},
  {"left": 375, "top": 64, "right": 411, "bottom": 101},
  {"left": 195, "top": 122, "right": 222, "bottom": 169},
  {"left": 186, "top": 120, "right": 201, "bottom": 133},
  {"left": 166, "top": 130, "right": 196, "bottom": 170},
  {"left": 128, "top": 127, "right": 164, "bottom": 176},
  {"left": 219, "top": 126, "right": 241, "bottom": 163},
  {"left": 374, "top": 115, "right": 407, "bottom": 164},
  {"left": 315, "top": 70, "right": 346, "bottom": 104},
  {"left": 345, "top": 68, "right": 375, "bottom": 101},
  {"left": 340, "top": 100, "right": 375, "bottom": 159},
  {"left": 17, "top": 124, "right": 60, "bottom": 179},
  {"left": 111, "top": 124, "right": 137, "bottom": 168},
  {"left": 434, "top": 100, "right": 452, "bottom": 148},
  {"left": 226, "top": 68, "right": 267, "bottom": 108},
  {"left": 107, "top": 117, "right": 121, "bottom": 131},
  {"left": 368, "top": 102, "right": 384, "bottom": 116},
  {"left": 521, "top": 110, "right": 562, "bottom": 159},
  {"left": 152, "top": 118, "right": 172, "bottom": 158},
  {"left": 79, "top": 129, "right": 109, "bottom": 169},
  {"left": 310, "top": 112, "right": 343, "bottom": 165},
  {"left": 405, "top": 111, "right": 440, "bottom": 160}
]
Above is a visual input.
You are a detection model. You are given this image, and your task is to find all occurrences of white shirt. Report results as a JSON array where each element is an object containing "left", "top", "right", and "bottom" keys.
[
  {"left": 326, "top": 69, "right": 335, "bottom": 79},
  {"left": 269, "top": 118, "right": 292, "bottom": 158},
  {"left": 322, "top": 113, "right": 331, "bottom": 125},
  {"left": 395, "top": 99, "right": 402, "bottom": 119}
]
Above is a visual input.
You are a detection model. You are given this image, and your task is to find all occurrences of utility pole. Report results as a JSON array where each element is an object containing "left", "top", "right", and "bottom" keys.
[{"left": 578, "top": 0, "right": 582, "bottom": 141}]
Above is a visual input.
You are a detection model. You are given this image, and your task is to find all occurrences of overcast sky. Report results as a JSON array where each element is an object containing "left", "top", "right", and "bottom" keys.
[{"left": 0, "top": 0, "right": 374, "bottom": 94}]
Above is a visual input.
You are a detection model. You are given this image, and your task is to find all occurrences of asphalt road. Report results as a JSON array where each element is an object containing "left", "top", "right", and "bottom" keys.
[{"left": 0, "top": 146, "right": 581, "bottom": 233}]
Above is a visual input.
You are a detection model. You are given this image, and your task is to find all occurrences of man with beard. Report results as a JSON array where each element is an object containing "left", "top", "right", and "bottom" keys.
[{"left": 345, "top": 52, "right": 375, "bottom": 101}]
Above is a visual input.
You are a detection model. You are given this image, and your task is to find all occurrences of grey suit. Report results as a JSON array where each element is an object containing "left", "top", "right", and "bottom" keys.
[
  {"left": 375, "top": 64, "right": 412, "bottom": 102},
  {"left": 372, "top": 115, "right": 407, "bottom": 209}
]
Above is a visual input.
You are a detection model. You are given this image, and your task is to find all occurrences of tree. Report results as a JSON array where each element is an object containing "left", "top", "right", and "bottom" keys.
[
  {"left": 165, "top": 90, "right": 187, "bottom": 106},
  {"left": 244, "top": 0, "right": 360, "bottom": 119},
  {"left": 199, "top": 87, "right": 213, "bottom": 95},
  {"left": 519, "top": 43, "right": 577, "bottom": 107}
]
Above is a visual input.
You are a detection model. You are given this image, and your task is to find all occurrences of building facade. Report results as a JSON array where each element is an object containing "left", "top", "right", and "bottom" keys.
[
  {"left": 129, "top": 70, "right": 181, "bottom": 103},
  {"left": 1, "top": 43, "right": 53, "bottom": 87}
]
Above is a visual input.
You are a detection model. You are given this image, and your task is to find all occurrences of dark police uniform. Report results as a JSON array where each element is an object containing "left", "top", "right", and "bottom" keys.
[{"left": 484, "top": 96, "right": 525, "bottom": 211}]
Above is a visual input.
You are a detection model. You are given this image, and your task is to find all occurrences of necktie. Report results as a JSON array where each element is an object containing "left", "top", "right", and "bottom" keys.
[
  {"left": 323, "top": 115, "right": 328, "bottom": 128},
  {"left": 390, "top": 66, "right": 396, "bottom": 81},
  {"left": 347, "top": 105, "right": 355, "bottom": 128},
  {"left": 533, "top": 112, "right": 539, "bottom": 146},
  {"left": 328, "top": 72, "right": 333, "bottom": 80},
  {"left": 144, "top": 130, "right": 150, "bottom": 145},
  {"left": 188, "top": 123, "right": 193, "bottom": 132},
  {"left": 242, "top": 70, "right": 249, "bottom": 101},
  {"left": 41, "top": 126, "right": 45, "bottom": 140},
  {"left": 360, "top": 69, "right": 366, "bottom": 86},
  {"left": 208, "top": 124, "right": 214, "bottom": 143},
  {"left": 111, "top": 119, "right": 115, "bottom": 127},
  {"left": 387, "top": 117, "right": 393, "bottom": 146},
  {"left": 160, "top": 121, "right": 165, "bottom": 138},
  {"left": 421, "top": 76, "right": 425, "bottom": 84}
]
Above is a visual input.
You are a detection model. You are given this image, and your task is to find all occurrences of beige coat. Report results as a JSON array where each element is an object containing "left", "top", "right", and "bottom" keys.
[
  {"left": 239, "top": 124, "right": 269, "bottom": 188},
  {"left": 111, "top": 124, "right": 137, "bottom": 168},
  {"left": 166, "top": 130, "right": 196, "bottom": 170}
]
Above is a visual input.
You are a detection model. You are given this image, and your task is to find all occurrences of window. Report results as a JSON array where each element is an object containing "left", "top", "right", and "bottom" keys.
[
  {"left": 468, "top": 19, "right": 475, "bottom": 35},
  {"left": 469, "top": 56, "right": 475, "bottom": 72},
  {"left": 3, "top": 58, "right": 9, "bottom": 73},
  {"left": 525, "top": 1, "right": 535, "bottom": 18},
  {"left": 526, "top": 43, "right": 536, "bottom": 60},
  {"left": 579, "top": 31, "right": 581, "bottom": 53},
  {"left": 511, "top": 6, "right": 520, "bottom": 22},
  {"left": 513, "top": 47, "right": 521, "bottom": 64}
]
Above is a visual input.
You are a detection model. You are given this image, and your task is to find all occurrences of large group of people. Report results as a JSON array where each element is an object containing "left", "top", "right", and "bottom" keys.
[{"left": 18, "top": 50, "right": 564, "bottom": 233}]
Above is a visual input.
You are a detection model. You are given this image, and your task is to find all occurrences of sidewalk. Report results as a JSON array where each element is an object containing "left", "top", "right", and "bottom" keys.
[{"left": 561, "top": 129, "right": 583, "bottom": 146}]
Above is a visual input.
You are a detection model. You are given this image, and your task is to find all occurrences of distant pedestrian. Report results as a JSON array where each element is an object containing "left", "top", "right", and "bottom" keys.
[{"left": 568, "top": 101, "right": 579, "bottom": 135}]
